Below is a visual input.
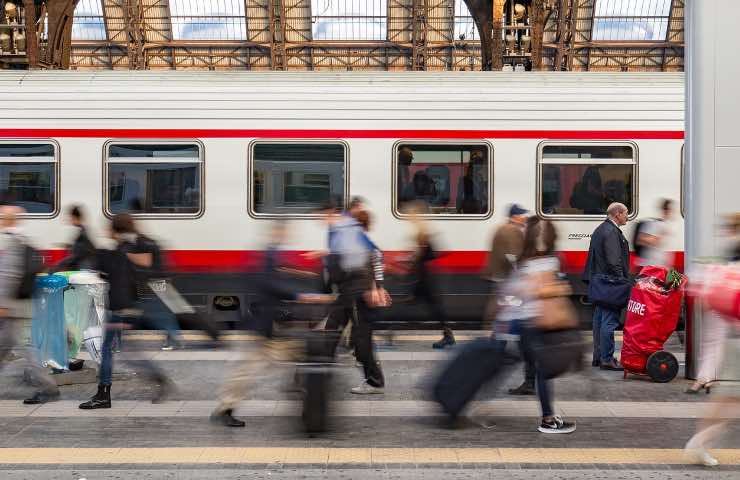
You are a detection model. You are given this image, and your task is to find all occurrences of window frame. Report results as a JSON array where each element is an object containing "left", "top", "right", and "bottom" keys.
[
  {"left": 391, "top": 139, "right": 494, "bottom": 221},
  {"left": 310, "top": 0, "right": 389, "bottom": 42},
  {"left": 536, "top": 140, "right": 639, "bottom": 221},
  {"left": 102, "top": 139, "right": 205, "bottom": 220},
  {"left": 0, "top": 139, "right": 60, "bottom": 219},
  {"left": 248, "top": 139, "right": 350, "bottom": 220}
]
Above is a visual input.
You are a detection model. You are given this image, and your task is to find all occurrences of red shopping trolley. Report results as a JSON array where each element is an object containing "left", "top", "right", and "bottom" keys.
[{"left": 621, "top": 266, "right": 687, "bottom": 383}]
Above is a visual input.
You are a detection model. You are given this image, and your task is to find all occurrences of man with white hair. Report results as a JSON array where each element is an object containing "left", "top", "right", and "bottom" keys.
[
  {"left": 0, "top": 205, "right": 61, "bottom": 404},
  {"left": 583, "top": 202, "right": 630, "bottom": 371}
]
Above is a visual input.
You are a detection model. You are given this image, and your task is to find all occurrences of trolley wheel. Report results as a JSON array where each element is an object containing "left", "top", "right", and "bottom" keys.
[{"left": 646, "top": 351, "right": 679, "bottom": 383}]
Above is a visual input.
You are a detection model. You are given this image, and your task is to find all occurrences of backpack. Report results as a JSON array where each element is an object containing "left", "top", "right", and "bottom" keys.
[
  {"left": 631, "top": 218, "right": 654, "bottom": 259},
  {"left": 16, "top": 243, "right": 43, "bottom": 299}
]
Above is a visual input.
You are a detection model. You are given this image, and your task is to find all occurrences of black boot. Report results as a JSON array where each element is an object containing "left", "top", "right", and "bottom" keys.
[
  {"left": 433, "top": 330, "right": 456, "bottom": 349},
  {"left": 79, "top": 384, "right": 111, "bottom": 409},
  {"left": 508, "top": 380, "right": 536, "bottom": 396},
  {"left": 210, "top": 409, "right": 246, "bottom": 427},
  {"left": 23, "top": 389, "right": 60, "bottom": 405}
]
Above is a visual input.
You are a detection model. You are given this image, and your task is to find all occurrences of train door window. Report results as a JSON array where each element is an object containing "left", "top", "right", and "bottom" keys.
[
  {"left": 0, "top": 142, "right": 58, "bottom": 216},
  {"left": 394, "top": 143, "right": 491, "bottom": 217},
  {"left": 250, "top": 142, "right": 346, "bottom": 216},
  {"left": 537, "top": 143, "right": 637, "bottom": 218},
  {"left": 104, "top": 142, "right": 203, "bottom": 217}
]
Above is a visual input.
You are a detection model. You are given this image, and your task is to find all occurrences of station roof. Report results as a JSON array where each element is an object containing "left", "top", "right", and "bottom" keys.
[{"left": 68, "top": 1, "right": 684, "bottom": 71}]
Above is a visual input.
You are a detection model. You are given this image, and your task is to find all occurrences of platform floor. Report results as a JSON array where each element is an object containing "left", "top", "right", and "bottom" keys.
[{"left": 1, "top": 331, "right": 738, "bottom": 479}]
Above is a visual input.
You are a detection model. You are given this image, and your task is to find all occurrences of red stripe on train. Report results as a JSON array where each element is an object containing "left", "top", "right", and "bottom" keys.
[
  {"left": 42, "top": 249, "right": 685, "bottom": 275},
  {"left": 0, "top": 128, "right": 684, "bottom": 140}
]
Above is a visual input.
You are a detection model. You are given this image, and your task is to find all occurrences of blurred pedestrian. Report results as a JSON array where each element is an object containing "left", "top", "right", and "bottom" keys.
[
  {"left": 634, "top": 199, "right": 675, "bottom": 269},
  {"left": 0, "top": 205, "right": 61, "bottom": 405},
  {"left": 211, "top": 221, "right": 333, "bottom": 427},
  {"left": 403, "top": 201, "right": 455, "bottom": 349},
  {"left": 126, "top": 221, "right": 182, "bottom": 351},
  {"left": 79, "top": 214, "right": 172, "bottom": 410},
  {"left": 48, "top": 205, "right": 96, "bottom": 273},
  {"left": 512, "top": 217, "right": 577, "bottom": 433},
  {"left": 481, "top": 204, "right": 529, "bottom": 392},
  {"left": 507, "top": 215, "right": 556, "bottom": 397},
  {"left": 584, "top": 202, "right": 630, "bottom": 371},
  {"left": 484, "top": 204, "right": 527, "bottom": 286},
  {"left": 323, "top": 202, "right": 388, "bottom": 394},
  {"left": 685, "top": 214, "right": 740, "bottom": 466}
]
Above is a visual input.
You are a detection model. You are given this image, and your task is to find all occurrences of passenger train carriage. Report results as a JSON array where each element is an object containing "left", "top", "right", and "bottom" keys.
[{"left": 0, "top": 71, "right": 684, "bottom": 326}]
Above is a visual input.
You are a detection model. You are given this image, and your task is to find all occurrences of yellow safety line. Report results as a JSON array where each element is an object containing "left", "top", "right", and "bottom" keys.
[{"left": 0, "top": 448, "right": 735, "bottom": 465}]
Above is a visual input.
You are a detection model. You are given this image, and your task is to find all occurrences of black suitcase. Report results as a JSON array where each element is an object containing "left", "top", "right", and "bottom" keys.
[{"left": 433, "top": 338, "right": 504, "bottom": 419}]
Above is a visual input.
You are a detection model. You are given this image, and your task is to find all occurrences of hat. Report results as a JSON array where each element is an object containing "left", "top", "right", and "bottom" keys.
[{"left": 508, "top": 204, "right": 529, "bottom": 217}]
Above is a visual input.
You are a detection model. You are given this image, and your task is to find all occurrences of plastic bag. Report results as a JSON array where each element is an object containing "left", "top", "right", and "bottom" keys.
[
  {"left": 32, "top": 274, "right": 69, "bottom": 371},
  {"left": 83, "top": 325, "right": 103, "bottom": 365}
]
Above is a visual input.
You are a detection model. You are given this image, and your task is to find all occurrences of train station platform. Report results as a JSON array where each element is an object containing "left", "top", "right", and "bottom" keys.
[{"left": 1, "top": 331, "right": 738, "bottom": 479}]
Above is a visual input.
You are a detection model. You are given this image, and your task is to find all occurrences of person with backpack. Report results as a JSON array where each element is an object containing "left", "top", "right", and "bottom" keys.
[
  {"left": 634, "top": 199, "right": 675, "bottom": 270},
  {"left": 48, "top": 205, "right": 96, "bottom": 273},
  {"left": 79, "top": 214, "right": 173, "bottom": 409},
  {"left": 0, "top": 205, "right": 61, "bottom": 405},
  {"left": 322, "top": 202, "right": 389, "bottom": 394}
]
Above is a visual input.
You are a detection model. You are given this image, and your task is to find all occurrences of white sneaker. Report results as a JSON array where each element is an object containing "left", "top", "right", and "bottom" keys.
[
  {"left": 350, "top": 383, "right": 384, "bottom": 395},
  {"left": 685, "top": 448, "right": 719, "bottom": 467}
]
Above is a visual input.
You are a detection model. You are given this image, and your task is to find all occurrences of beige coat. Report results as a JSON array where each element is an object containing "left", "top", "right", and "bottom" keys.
[{"left": 484, "top": 222, "right": 524, "bottom": 281}]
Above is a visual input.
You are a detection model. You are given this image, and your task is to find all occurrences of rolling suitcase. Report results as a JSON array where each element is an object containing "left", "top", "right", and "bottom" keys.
[{"left": 433, "top": 338, "right": 503, "bottom": 419}]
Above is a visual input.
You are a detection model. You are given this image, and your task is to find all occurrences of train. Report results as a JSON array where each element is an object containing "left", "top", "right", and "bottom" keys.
[{"left": 0, "top": 71, "right": 685, "bottom": 327}]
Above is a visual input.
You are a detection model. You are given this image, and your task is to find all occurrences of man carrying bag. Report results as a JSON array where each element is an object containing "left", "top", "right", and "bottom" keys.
[{"left": 583, "top": 202, "right": 632, "bottom": 371}]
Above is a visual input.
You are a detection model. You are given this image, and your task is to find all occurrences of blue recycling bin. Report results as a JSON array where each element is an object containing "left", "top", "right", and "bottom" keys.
[{"left": 32, "top": 274, "right": 69, "bottom": 371}]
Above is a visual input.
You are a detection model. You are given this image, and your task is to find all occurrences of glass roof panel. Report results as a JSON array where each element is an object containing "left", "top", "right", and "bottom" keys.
[
  {"left": 72, "top": 0, "right": 106, "bottom": 41},
  {"left": 170, "top": 0, "right": 247, "bottom": 40},
  {"left": 592, "top": 0, "right": 672, "bottom": 41},
  {"left": 454, "top": 1, "right": 479, "bottom": 41},
  {"left": 311, "top": 0, "right": 387, "bottom": 41}
]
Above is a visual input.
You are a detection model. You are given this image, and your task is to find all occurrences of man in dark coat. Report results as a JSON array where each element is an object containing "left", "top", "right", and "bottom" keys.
[{"left": 583, "top": 202, "right": 630, "bottom": 371}]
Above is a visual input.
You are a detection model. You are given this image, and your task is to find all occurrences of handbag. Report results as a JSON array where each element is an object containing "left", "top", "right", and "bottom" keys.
[
  {"left": 530, "top": 328, "right": 584, "bottom": 379},
  {"left": 533, "top": 273, "right": 578, "bottom": 331},
  {"left": 588, "top": 273, "right": 633, "bottom": 310}
]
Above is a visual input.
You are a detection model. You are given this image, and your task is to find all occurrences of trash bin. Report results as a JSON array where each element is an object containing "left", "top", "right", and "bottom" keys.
[
  {"left": 64, "top": 272, "right": 107, "bottom": 360},
  {"left": 32, "top": 274, "right": 69, "bottom": 371}
]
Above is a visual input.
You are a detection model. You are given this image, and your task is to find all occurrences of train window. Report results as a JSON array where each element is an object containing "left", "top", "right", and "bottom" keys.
[
  {"left": 105, "top": 142, "right": 203, "bottom": 216},
  {"left": 250, "top": 142, "right": 346, "bottom": 216},
  {"left": 0, "top": 142, "right": 57, "bottom": 216},
  {"left": 394, "top": 143, "right": 491, "bottom": 217},
  {"left": 538, "top": 143, "right": 637, "bottom": 218}
]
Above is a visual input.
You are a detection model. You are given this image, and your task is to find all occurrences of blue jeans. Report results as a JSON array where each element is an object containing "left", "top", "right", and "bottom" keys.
[
  {"left": 592, "top": 306, "right": 621, "bottom": 364},
  {"left": 140, "top": 296, "right": 180, "bottom": 343},
  {"left": 521, "top": 328, "right": 552, "bottom": 418},
  {"left": 99, "top": 322, "right": 118, "bottom": 386}
]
